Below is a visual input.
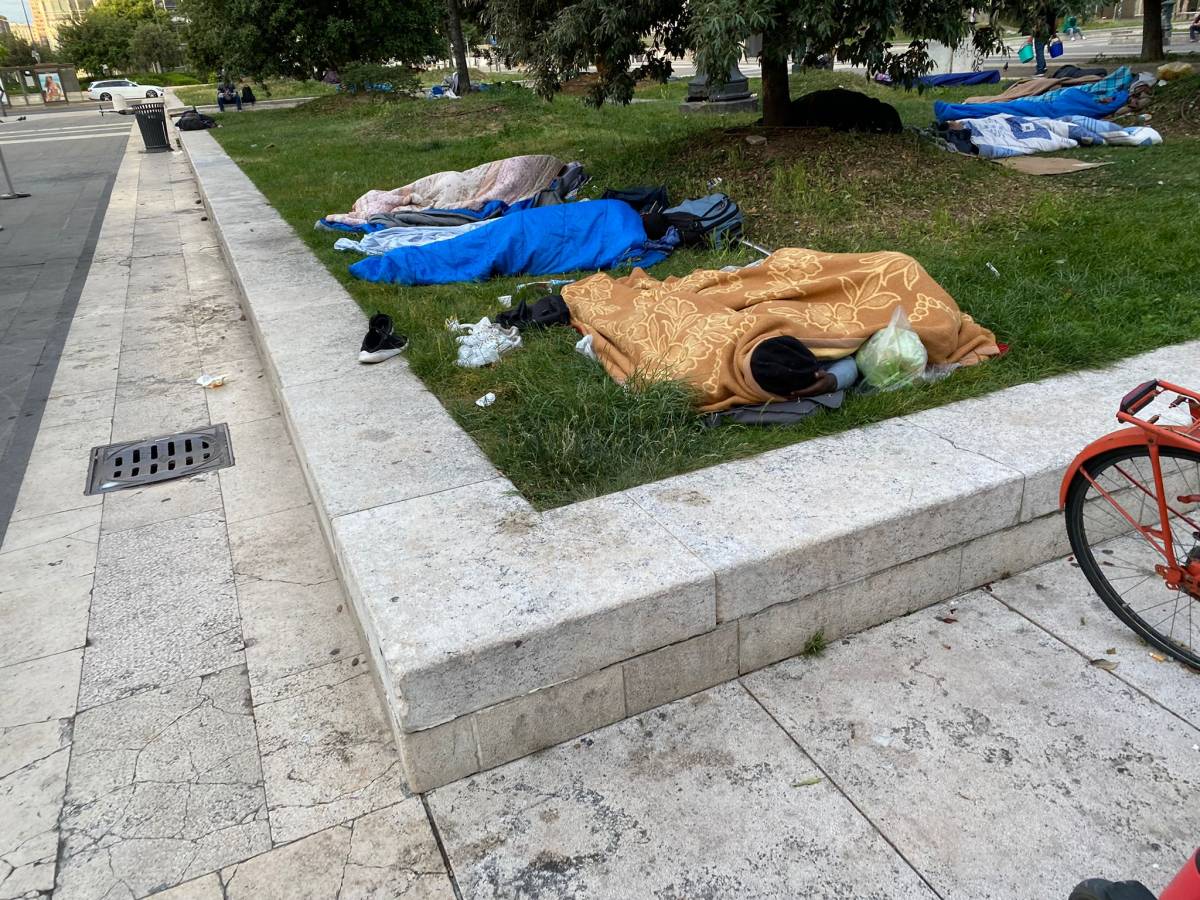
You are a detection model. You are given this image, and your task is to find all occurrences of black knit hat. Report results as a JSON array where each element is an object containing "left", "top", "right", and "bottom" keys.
[{"left": 749, "top": 336, "right": 820, "bottom": 397}]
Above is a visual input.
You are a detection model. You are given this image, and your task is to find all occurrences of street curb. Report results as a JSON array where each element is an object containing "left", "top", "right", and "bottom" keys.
[{"left": 179, "top": 128, "right": 1200, "bottom": 791}]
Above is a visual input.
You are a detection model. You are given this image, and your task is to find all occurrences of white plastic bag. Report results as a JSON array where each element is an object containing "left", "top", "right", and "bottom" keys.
[{"left": 856, "top": 308, "right": 927, "bottom": 391}]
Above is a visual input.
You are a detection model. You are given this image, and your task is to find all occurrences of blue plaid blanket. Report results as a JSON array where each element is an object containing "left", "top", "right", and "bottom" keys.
[{"left": 1038, "top": 66, "right": 1135, "bottom": 103}]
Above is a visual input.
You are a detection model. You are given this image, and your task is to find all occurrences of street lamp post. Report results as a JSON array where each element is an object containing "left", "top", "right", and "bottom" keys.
[
  {"left": 0, "top": 146, "right": 33, "bottom": 201},
  {"left": 19, "top": 0, "right": 36, "bottom": 44}
]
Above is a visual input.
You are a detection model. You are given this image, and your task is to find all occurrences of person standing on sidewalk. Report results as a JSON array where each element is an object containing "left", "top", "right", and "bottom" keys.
[{"left": 1031, "top": 3, "right": 1060, "bottom": 76}]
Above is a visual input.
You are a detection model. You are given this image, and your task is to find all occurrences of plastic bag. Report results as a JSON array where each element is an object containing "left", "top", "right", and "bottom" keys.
[
  {"left": 1157, "top": 61, "right": 1192, "bottom": 81},
  {"left": 856, "top": 308, "right": 928, "bottom": 391}
]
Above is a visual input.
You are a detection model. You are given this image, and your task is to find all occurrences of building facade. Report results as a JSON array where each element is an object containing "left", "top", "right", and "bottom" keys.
[
  {"left": 0, "top": 15, "right": 11, "bottom": 36},
  {"left": 30, "top": 0, "right": 93, "bottom": 49}
]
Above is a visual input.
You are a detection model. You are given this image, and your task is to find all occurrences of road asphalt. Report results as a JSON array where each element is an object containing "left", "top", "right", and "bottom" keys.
[{"left": 0, "top": 107, "right": 129, "bottom": 544}]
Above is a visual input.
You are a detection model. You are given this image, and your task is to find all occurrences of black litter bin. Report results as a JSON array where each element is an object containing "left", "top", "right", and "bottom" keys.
[{"left": 132, "top": 100, "right": 171, "bottom": 153}]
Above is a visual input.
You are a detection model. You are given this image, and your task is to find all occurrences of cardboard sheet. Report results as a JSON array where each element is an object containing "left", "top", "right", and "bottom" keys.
[{"left": 994, "top": 157, "right": 1111, "bottom": 175}]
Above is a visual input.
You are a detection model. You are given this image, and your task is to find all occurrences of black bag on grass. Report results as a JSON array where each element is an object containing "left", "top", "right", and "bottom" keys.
[
  {"left": 602, "top": 186, "right": 670, "bottom": 214},
  {"left": 176, "top": 109, "right": 218, "bottom": 131},
  {"left": 663, "top": 193, "right": 743, "bottom": 248}
]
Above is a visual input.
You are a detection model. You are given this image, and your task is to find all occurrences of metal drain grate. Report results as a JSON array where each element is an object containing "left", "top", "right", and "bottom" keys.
[{"left": 85, "top": 424, "right": 234, "bottom": 495}]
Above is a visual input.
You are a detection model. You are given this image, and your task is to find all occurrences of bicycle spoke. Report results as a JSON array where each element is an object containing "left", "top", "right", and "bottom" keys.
[
  {"left": 1147, "top": 595, "right": 1185, "bottom": 637},
  {"left": 1112, "top": 574, "right": 1158, "bottom": 597},
  {"left": 1131, "top": 592, "right": 1188, "bottom": 616}
]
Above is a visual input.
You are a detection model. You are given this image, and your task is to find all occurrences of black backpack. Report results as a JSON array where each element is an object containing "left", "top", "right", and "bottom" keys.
[
  {"left": 663, "top": 193, "right": 744, "bottom": 248},
  {"left": 602, "top": 186, "right": 669, "bottom": 214},
  {"left": 176, "top": 109, "right": 217, "bottom": 131}
]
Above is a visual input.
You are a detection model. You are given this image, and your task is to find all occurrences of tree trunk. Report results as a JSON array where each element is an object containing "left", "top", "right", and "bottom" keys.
[
  {"left": 1141, "top": 0, "right": 1165, "bottom": 61},
  {"left": 759, "top": 29, "right": 791, "bottom": 126},
  {"left": 445, "top": 0, "right": 471, "bottom": 94}
]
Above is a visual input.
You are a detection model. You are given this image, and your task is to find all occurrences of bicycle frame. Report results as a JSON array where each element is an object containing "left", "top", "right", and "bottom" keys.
[{"left": 1059, "top": 380, "right": 1200, "bottom": 596}]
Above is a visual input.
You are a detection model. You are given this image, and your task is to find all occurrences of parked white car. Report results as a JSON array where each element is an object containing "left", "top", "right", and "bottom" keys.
[{"left": 88, "top": 80, "right": 164, "bottom": 101}]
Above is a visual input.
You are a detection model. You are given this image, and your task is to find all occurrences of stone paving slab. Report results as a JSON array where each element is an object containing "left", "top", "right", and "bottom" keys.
[
  {"left": 81, "top": 509, "right": 245, "bottom": 710},
  {"left": 55, "top": 664, "right": 271, "bottom": 900},
  {"left": 995, "top": 554, "right": 1200, "bottom": 726},
  {"left": 0, "top": 718, "right": 71, "bottom": 899},
  {"left": 742, "top": 591, "right": 1200, "bottom": 899},
  {"left": 150, "top": 798, "right": 452, "bottom": 900},
  {"left": 429, "top": 680, "right": 939, "bottom": 899}
]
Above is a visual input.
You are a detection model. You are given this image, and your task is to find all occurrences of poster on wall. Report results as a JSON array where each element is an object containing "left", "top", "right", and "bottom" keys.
[{"left": 39, "top": 72, "right": 66, "bottom": 103}]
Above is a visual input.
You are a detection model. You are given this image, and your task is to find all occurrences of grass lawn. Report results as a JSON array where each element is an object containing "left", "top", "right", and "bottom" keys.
[
  {"left": 1079, "top": 17, "right": 1147, "bottom": 29},
  {"left": 419, "top": 66, "right": 529, "bottom": 86},
  {"left": 173, "top": 79, "right": 336, "bottom": 106},
  {"left": 208, "top": 69, "right": 1200, "bottom": 508}
]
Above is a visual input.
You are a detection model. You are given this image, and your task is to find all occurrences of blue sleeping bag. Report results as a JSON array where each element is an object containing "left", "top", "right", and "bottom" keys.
[
  {"left": 918, "top": 70, "right": 1001, "bottom": 87},
  {"left": 349, "top": 200, "right": 671, "bottom": 286},
  {"left": 934, "top": 87, "right": 1128, "bottom": 123}
]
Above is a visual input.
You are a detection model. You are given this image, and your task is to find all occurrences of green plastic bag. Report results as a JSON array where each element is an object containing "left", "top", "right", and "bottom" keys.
[{"left": 857, "top": 308, "right": 928, "bottom": 391}]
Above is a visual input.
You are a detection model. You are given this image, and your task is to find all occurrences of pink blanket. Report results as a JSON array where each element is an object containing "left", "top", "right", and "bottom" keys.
[{"left": 325, "top": 154, "right": 566, "bottom": 225}]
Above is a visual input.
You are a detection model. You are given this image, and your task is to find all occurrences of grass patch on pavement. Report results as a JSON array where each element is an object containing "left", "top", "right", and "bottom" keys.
[{"left": 209, "top": 70, "right": 1200, "bottom": 508}]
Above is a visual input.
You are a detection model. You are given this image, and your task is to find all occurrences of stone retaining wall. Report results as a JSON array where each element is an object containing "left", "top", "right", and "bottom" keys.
[{"left": 181, "top": 129, "right": 1198, "bottom": 790}]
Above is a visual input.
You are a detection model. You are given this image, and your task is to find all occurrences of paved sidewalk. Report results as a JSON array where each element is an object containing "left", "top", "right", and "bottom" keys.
[
  {"left": 0, "top": 137, "right": 447, "bottom": 900},
  {"left": 1, "top": 132, "right": 1197, "bottom": 900}
]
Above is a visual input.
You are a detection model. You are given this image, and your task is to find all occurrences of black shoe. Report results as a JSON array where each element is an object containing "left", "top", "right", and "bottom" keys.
[
  {"left": 368, "top": 312, "right": 394, "bottom": 336},
  {"left": 359, "top": 314, "right": 407, "bottom": 364}
]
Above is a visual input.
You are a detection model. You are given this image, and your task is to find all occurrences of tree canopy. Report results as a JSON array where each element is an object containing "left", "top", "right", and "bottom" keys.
[
  {"left": 57, "top": 0, "right": 181, "bottom": 76},
  {"left": 481, "top": 0, "right": 1018, "bottom": 123},
  {"left": 129, "top": 20, "right": 184, "bottom": 71},
  {"left": 180, "top": 0, "right": 446, "bottom": 79},
  {"left": 0, "top": 34, "right": 54, "bottom": 66}
]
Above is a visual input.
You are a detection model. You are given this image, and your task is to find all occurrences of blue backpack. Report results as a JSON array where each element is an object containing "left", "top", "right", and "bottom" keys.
[{"left": 664, "top": 193, "right": 744, "bottom": 248}]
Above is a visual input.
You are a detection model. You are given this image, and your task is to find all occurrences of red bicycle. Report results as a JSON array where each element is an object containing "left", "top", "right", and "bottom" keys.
[{"left": 1061, "top": 380, "right": 1200, "bottom": 668}]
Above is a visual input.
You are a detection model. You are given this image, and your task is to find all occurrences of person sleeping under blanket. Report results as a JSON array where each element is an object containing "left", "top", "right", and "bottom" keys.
[
  {"left": 770, "top": 88, "right": 903, "bottom": 134},
  {"left": 562, "top": 248, "right": 1000, "bottom": 413}
]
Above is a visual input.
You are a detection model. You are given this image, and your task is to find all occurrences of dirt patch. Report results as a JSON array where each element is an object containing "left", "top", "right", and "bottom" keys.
[
  {"left": 1144, "top": 74, "right": 1200, "bottom": 137},
  {"left": 680, "top": 125, "right": 1049, "bottom": 247}
]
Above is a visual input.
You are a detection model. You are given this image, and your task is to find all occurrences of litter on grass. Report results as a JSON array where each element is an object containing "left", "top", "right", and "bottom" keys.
[{"left": 448, "top": 317, "right": 522, "bottom": 368}]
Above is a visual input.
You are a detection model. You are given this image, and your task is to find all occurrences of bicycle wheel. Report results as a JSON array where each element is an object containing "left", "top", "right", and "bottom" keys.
[{"left": 1064, "top": 445, "right": 1200, "bottom": 668}]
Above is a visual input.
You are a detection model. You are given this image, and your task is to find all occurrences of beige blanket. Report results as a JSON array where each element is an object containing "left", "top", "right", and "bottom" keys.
[
  {"left": 964, "top": 74, "right": 1101, "bottom": 103},
  {"left": 563, "top": 249, "right": 1000, "bottom": 412}
]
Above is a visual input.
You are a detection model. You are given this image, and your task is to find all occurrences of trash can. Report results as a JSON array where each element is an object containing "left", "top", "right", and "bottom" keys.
[{"left": 132, "top": 100, "right": 171, "bottom": 153}]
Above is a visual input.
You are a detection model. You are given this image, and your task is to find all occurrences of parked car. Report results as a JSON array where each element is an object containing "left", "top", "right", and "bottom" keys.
[{"left": 87, "top": 80, "right": 164, "bottom": 101}]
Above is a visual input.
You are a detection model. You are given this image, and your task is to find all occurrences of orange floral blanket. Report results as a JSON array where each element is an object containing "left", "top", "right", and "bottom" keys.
[{"left": 562, "top": 248, "right": 1000, "bottom": 412}]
